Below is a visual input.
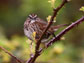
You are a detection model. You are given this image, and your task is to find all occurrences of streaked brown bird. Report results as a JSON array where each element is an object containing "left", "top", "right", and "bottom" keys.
[{"left": 24, "top": 14, "right": 67, "bottom": 43}]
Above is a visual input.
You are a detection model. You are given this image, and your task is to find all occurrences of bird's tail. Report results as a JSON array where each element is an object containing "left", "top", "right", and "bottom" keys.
[{"left": 50, "top": 24, "right": 69, "bottom": 32}]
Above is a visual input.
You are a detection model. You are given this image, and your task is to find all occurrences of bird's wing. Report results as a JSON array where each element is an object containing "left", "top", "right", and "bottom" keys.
[
  {"left": 36, "top": 18, "right": 48, "bottom": 25},
  {"left": 43, "top": 24, "right": 68, "bottom": 32}
]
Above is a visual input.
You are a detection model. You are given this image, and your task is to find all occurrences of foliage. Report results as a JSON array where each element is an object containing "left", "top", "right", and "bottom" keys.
[
  {"left": 0, "top": 33, "right": 84, "bottom": 63},
  {"left": 80, "top": 6, "right": 84, "bottom": 12}
]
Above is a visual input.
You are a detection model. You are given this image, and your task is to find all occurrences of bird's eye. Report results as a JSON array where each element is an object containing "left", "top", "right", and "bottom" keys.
[
  {"left": 28, "top": 15, "right": 32, "bottom": 19},
  {"left": 33, "top": 15, "right": 37, "bottom": 19}
]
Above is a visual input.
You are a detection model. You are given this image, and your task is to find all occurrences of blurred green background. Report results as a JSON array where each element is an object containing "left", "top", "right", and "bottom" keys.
[{"left": 0, "top": 0, "right": 84, "bottom": 63}]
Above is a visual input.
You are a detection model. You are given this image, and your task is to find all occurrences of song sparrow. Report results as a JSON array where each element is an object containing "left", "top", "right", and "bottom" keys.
[{"left": 24, "top": 14, "right": 67, "bottom": 43}]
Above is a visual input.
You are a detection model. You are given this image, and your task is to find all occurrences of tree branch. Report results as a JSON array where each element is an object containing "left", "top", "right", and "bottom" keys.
[
  {"left": 27, "top": 0, "right": 68, "bottom": 63},
  {"left": 0, "top": 46, "right": 22, "bottom": 63},
  {"left": 35, "top": 0, "right": 68, "bottom": 52},
  {"left": 46, "top": 16, "right": 84, "bottom": 47}
]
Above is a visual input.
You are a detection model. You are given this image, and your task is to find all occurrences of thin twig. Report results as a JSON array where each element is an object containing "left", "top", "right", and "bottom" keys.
[
  {"left": 27, "top": 0, "right": 68, "bottom": 63},
  {"left": 46, "top": 16, "right": 84, "bottom": 47},
  {"left": 0, "top": 46, "right": 22, "bottom": 63}
]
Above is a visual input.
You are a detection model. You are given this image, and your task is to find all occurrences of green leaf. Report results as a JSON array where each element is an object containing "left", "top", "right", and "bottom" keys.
[{"left": 80, "top": 6, "right": 84, "bottom": 12}]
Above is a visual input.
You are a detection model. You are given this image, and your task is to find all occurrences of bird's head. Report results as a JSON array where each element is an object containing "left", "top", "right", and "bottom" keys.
[{"left": 28, "top": 14, "right": 38, "bottom": 23}]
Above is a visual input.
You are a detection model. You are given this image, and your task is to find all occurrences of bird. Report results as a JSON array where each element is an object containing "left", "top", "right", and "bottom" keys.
[{"left": 24, "top": 14, "right": 67, "bottom": 43}]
